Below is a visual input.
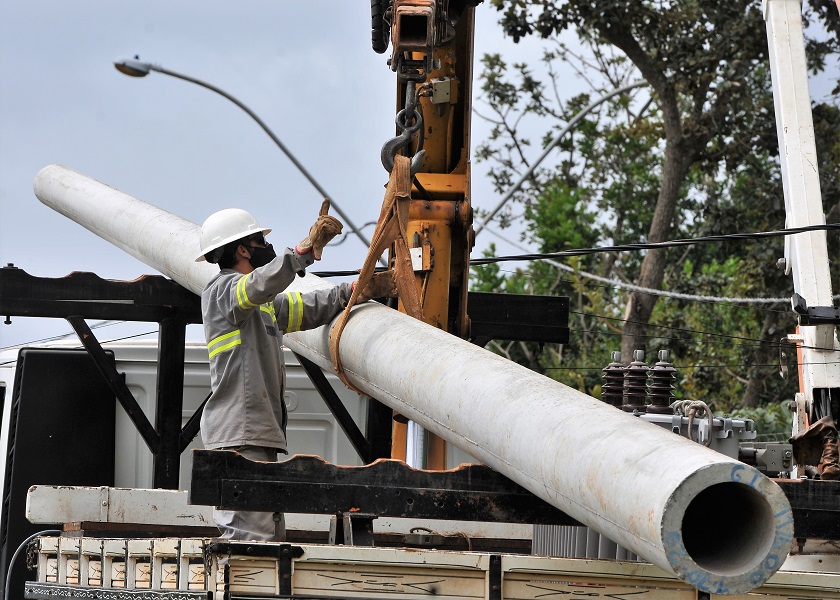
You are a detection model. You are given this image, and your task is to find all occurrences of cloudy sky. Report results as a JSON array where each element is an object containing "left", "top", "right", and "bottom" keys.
[
  {"left": 2, "top": 2, "right": 832, "bottom": 351},
  {"left": 0, "top": 1, "right": 569, "bottom": 349}
]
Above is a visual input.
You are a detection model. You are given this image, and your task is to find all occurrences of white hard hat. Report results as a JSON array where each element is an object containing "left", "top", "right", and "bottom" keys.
[{"left": 196, "top": 208, "right": 272, "bottom": 262}]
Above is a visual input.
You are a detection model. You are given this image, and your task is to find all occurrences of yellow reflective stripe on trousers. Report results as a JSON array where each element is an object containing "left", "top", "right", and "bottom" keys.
[
  {"left": 260, "top": 302, "right": 277, "bottom": 323},
  {"left": 286, "top": 291, "right": 304, "bottom": 332},
  {"left": 207, "top": 329, "right": 241, "bottom": 358},
  {"left": 236, "top": 274, "right": 256, "bottom": 309}
]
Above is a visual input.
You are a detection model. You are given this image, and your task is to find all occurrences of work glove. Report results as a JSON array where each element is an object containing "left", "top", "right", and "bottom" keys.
[
  {"left": 296, "top": 199, "right": 343, "bottom": 260},
  {"left": 353, "top": 271, "right": 398, "bottom": 305}
]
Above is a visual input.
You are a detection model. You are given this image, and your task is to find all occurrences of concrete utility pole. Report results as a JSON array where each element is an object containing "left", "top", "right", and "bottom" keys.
[
  {"left": 763, "top": 0, "right": 840, "bottom": 452},
  {"left": 35, "top": 164, "right": 793, "bottom": 596}
]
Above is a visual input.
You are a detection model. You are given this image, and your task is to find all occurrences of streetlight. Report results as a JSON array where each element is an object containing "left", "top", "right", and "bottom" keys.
[{"left": 114, "top": 56, "right": 377, "bottom": 255}]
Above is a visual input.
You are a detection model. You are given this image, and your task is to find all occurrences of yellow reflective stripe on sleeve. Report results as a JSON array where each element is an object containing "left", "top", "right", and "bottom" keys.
[
  {"left": 208, "top": 339, "right": 241, "bottom": 359},
  {"left": 286, "top": 291, "right": 304, "bottom": 332},
  {"left": 236, "top": 274, "right": 257, "bottom": 309},
  {"left": 260, "top": 302, "right": 277, "bottom": 323},
  {"left": 207, "top": 329, "right": 241, "bottom": 359}
]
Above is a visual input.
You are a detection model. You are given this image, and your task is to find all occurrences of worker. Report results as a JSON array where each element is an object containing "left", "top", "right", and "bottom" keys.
[{"left": 195, "top": 201, "right": 391, "bottom": 541}]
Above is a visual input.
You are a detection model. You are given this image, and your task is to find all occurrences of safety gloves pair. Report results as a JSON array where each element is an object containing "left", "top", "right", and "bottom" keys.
[
  {"left": 297, "top": 199, "right": 343, "bottom": 260},
  {"left": 353, "top": 271, "right": 398, "bottom": 305}
]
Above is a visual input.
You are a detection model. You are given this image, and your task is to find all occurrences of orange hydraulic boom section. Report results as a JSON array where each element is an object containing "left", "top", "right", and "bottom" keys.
[{"left": 381, "top": 1, "right": 477, "bottom": 466}]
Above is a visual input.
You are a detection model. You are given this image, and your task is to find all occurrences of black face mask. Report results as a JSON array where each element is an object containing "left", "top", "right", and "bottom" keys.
[{"left": 246, "top": 243, "right": 276, "bottom": 269}]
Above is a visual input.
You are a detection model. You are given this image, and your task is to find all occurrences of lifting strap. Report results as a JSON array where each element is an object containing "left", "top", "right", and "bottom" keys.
[{"left": 329, "top": 154, "right": 424, "bottom": 391}]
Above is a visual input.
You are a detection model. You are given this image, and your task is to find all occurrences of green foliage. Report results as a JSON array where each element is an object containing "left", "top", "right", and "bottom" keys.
[
  {"left": 649, "top": 251, "right": 798, "bottom": 413},
  {"left": 524, "top": 181, "right": 598, "bottom": 252},
  {"left": 473, "top": 0, "right": 837, "bottom": 412},
  {"left": 726, "top": 403, "right": 794, "bottom": 439},
  {"left": 470, "top": 244, "right": 508, "bottom": 293},
  {"left": 813, "top": 102, "right": 840, "bottom": 293}
]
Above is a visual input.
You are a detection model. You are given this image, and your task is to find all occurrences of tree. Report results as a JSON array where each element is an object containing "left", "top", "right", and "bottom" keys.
[
  {"left": 484, "top": 0, "right": 838, "bottom": 361},
  {"left": 473, "top": 0, "right": 839, "bottom": 411}
]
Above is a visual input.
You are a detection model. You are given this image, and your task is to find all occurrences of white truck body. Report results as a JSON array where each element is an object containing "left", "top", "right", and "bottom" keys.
[{"left": 0, "top": 339, "right": 523, "bottom": 542}]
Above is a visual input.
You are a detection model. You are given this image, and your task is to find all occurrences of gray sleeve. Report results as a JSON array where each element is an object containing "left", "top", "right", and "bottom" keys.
[
  {"left": 224, "top": 248, "right": 314, "bottom": 324},
  {"left": 275, "top": 282, "right": 353, "bottom": 333}
]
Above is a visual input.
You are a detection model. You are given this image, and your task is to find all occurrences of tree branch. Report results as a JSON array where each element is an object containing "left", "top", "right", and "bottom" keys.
[{"left": 597, "top": 22, "right": 682, "bottom": 140}]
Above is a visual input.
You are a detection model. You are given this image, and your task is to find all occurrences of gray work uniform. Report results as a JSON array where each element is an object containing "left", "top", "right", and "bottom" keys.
[{"left": 200, "top": 247, "right": 352, "bottom": 540}]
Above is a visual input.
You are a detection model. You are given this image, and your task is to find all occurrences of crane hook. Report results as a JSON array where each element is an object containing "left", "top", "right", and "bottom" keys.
[
  {"left": 381, "top": 107, "right": 425, "bottom": 176},
  {"left": 381, "top": 80, "right": 426, "bottom": 176}
]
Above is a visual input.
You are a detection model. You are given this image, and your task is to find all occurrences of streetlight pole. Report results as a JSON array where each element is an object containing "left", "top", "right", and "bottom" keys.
[{"left": 114, "top": 56, "right": 376, "bottom": 254}]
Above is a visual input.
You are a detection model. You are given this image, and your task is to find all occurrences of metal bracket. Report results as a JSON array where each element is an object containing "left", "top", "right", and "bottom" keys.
[
  {"left": 390, "top": 0, "right": 436, "bottom": 79},
  {"left": 409, "top": 246, "right": 431, "bottom": 272},
  {"left": 66, "top": 317, "right": 160, "bottom": 454},
  {"left": 328, "top": 513, "right": 377, "bottom": 546},
  {"left": 0, "top": 268, "right": 203, "bottom": 488},
  {"left": 429, "top": 76, "right": 456, "bottom": 104},
  {"left": 792, "top": 293, "right": 840, "bottom": 325},
  {"left": 488, "top": 555, "right": 502, "bottom": 600},
  {"left": 205, "top": 542, "right": 304, "bottom": 596}
]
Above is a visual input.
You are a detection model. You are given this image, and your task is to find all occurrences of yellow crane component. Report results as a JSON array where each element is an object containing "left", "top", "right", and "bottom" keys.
[{"left": 379, "top": 1, "right": 477, "bottom": 467}]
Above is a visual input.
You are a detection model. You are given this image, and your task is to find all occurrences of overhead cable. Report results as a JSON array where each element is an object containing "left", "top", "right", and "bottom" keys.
[
  {"left": 542, "top": 360, "right": 840, "bottom": 372},
  {"left": 479, "top": 225, "right": 793, "bottom": 304},
  {"left": 0, "top": 320, "right": 127, "bottom": 352},
  {"left": 469, "top": 223, "right": 840, "bottom": 265},
  {"left": 314, "top": 223, "right": 840, "bottom": 297}
]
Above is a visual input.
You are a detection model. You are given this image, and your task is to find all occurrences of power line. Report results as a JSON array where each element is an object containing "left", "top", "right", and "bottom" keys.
[
  {"left": 94, "top": 330, "right": 159, "bottom": 344},
  {"left": 469, "top": 223, "right": 840, "bottom": 266},
  {"left": 478, "top": 225, "right": 797, "bottom": 306},
  {"left": 317, "top": 222, "right": 840, "bottom": 302},
  {"left": 566, "top": 326, "right": 775, "bottom": 349},
  {"left": 0, "top": 328, "right": 159, "bottom": 365},
  {"left": 542, "top": 360, "right": 840, "bottom": 372},
  {"left": 6, "top": 225, "right": 836, "bottom": 351},
  {"left": 678, "top": 361, "right": 840, "bottom": 370},
  {"left": 570, "top": 309, "right": 779, "bottom": 346},
  {"left": 492, "top": 265, "right": 797, "bottom": 314},
  {"left": 473, "top": 79, "right": 648, "bottom": 236},
  {"left": 0, "top": 320, "right": 128, "bottom": 352},
  {"left": 567, "top": 309, "right": 839, "bottom": 353}
]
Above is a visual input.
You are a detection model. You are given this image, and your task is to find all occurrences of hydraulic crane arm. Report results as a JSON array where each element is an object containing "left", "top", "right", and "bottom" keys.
[{"left": 372, "top": 0, "right": 481, "bottom": 465}]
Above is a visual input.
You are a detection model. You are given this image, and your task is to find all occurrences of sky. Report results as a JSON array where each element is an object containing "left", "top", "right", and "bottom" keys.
[
  {"left": 0, "top": 1, "right": 567, "bottom": 349},
  {"left": 1, "top": 2, "right": 834, "bottom": 351}
]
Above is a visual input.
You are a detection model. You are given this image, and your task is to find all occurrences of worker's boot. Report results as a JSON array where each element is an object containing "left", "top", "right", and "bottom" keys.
[
  {"left": 790, "top": 416, "right": 840, "bottom": 480},
  {"left": 819, "top": 432, "right": 840, "bottom": 481}
]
